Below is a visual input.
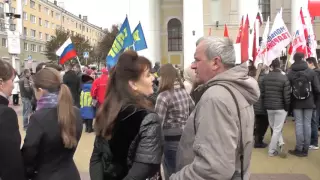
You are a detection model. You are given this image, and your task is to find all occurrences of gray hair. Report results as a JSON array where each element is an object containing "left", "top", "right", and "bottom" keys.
[
  {"left": 196, "top": 37, "right": 205, "bottom": 46},
  {"left": 200, "top": 36, "right": 236, "bottom": 68}
]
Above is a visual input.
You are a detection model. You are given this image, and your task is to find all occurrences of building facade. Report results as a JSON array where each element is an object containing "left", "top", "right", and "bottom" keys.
[
  {"left": 0, "top": 0, "right": 104, "bottom": 73},
  {"left": 130, "top": 0, "right": 318, "bottom": 69}
]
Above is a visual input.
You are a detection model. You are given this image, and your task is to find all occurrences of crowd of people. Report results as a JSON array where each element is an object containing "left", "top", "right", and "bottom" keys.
[{"left": 0, "top": 36, "right": 319, "bottom": 180}]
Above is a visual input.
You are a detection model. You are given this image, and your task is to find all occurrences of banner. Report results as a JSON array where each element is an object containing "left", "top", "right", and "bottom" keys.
[
  {"left": 264, "top": 11, "right": 291, "bottom": 66},
  {"left": 132, "top": 22, "right": 147, "bottom": 51},
  {"left": 106, "top": 16, "right": 134, "bottom": 68}
]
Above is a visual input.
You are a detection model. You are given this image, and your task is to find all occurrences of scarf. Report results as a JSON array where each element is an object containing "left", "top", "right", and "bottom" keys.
[{"left": 36, "top": 92, "right": 59, "bottom": 111}]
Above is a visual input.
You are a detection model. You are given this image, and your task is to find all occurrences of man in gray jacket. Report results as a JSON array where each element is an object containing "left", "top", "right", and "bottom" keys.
[{"left": 170, "top": 37, "right": 260, "bottom": 180}]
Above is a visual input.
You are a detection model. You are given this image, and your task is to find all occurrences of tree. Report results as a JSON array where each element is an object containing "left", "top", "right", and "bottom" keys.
[
  {"left": 45, "top": 29, "right": 92, "bottom": 64},
  {"left": 92, "top": 25, "right": 119, "bottom": 67}
]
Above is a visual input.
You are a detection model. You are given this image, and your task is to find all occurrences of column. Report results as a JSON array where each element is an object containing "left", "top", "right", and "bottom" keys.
[
  {"left": 128, "top": 0, "right": 161, "bottom": 65},
  {"left": 16, "top": 0, "right": 23, "bottom": 35},
  {"left": 183, "top": 0, "right": 204, "bottom": 69},
  {"left": 291, "top": 0, "right": 308, "bottom": 33}
]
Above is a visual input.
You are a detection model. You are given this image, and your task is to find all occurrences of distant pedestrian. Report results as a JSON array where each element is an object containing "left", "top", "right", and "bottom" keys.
[{"left": 19, "top": 69, "right": 33, "bottom": 130}]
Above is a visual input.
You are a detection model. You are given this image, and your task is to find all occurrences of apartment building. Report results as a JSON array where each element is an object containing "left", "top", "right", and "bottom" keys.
[{"left": 0, "top": 0, "right": 104, "bottom": 72}]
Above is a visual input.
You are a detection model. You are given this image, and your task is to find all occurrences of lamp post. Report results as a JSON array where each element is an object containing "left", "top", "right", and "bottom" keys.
[{"left": 3, "top": 0, "right": 21, "bottom": 71}]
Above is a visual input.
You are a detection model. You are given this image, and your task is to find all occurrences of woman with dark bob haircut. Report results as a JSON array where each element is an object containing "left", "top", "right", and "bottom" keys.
[
  {"left": 90, "top": 50, "right": 163, "bottom": 180},
  {"left": 0, "top": 60, "right": 26, "bottom": 180}
]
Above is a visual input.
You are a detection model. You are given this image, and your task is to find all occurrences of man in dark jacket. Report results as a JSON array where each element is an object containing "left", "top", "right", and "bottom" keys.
[
  {"left": 253, "top": 65, "right": 269, "bottom": 148},
  {"left": 287, "top": 53, "right": 320, "bottom": 157},
  {"left": 306, "top": 57, "right": 320, "bottom": 150},
  {"left": 63, "top": 64, "right": 81, "bottom": 108},
  {"left": 261, "top": 59, "right": 291, "bottom": 157},
  {"left": 19, "top": 69, "right": 33, "bottom": 130}
]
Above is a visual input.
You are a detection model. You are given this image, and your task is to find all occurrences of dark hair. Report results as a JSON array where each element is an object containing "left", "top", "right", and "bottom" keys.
[
  {"left": 271, "top": 59, "right": 280, "bottom": 69},
  {"left": 0, "top": 60, "right": 14, "bottom": 81},
  {"left": 33, "top": 67, "right": 77, "bottom": 148},
  {"left": 46, "top": 63, "right": 63, "bottom": 71},
  {"left": 36, "top": 62, "right": 46, "bottom": 73},
  {"left": 293, "top": 52, "right": 305, "bottom": 62},
  {"left": 23, "top": 69, "right": 30, "bottom": 75},
  {"left": 158, "top": 64, "right": 184, "bottom": 93},
  {"left": 306, "top": 57, "right": 319, "bottom": 69},
  {"left": 95, "top": 50, "right": 152, "bottom": 139}
]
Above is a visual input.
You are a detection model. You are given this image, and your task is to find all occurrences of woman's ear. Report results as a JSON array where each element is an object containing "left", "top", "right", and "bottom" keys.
[{"left": 128, "top": 80, "right": 138, "bottom": 91}]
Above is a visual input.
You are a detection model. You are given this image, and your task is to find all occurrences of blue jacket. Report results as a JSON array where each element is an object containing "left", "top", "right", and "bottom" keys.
[{"left": 80, "top": 83, "right": 95, "bottom": 119}]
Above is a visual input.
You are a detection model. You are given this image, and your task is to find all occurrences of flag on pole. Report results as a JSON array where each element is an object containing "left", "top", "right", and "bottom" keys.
[
  {"left": 264, "top": 9, "right": 291, "bottom": 66},
  {"left": 255, "top": 16, "right": 270, "bottom": 68},
  {"left": 236, "top": 16, "right": 244, "bottom": 43},
  {"left": 240, "top": 15, "right": 249, "bottom": 63},
  {"left": 132, "top": 22, "right": 147, "bottom": 51},
  {"left": 288, "top": 8, "right": 307, "bottom": 64},
  {"left": 56, "top": 37, "right": 77, "bottom": 65},
  {"left": 224, "top": 24, "right": 229, "bottom": 37},
  {"left": 106, "top": 16, "right": 134, "bottom": 69},
  {"left": 308, "top": 0, "right": 320, "bottom": 17}
]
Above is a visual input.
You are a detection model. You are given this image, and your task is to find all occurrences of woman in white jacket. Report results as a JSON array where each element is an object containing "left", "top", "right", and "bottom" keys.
[{"left": 12, "top": 74, "right": 20, "bottom": 105}]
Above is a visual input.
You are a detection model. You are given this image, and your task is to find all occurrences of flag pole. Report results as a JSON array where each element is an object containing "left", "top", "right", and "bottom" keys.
[{"left": 76, "top": 56, "right": 82, "bottom": 66}]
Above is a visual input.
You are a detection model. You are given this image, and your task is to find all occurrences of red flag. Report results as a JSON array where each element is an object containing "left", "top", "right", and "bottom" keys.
[
  {"left": 252, "top": 22, "right": 257, "bottom": 61},
  {"left": 300, "top": 8, "right": 311, "bottom": 57},
  {"left": 308, "top": 0, "right": 320, "bottom": 17},
  {"left": 224, "top": 24, "right": 229, "bottom": 37},
  {"left": 240, "top": 15, "right": 249, "bottom": 63},
  {"left": 256, "top": 12, "right": 263, "bottom": 26},
  {"left": 236, "top": 16, "right": 243, "bottom": 43}
]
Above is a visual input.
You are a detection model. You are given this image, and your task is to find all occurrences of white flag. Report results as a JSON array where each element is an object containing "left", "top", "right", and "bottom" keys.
[{"left": 265, "top": 10, "right": 291, "bottom": 66}]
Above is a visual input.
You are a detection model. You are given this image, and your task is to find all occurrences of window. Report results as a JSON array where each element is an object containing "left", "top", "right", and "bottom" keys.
[
  {"left": 167, "top": 18, "right": 183, "bottom": 51},
  {"left": 30, "top": 15, "right": 36, "bottom": 23},
  {"left": 56, "top": 13, "right": 60, "bottom": 20},
  {"left": 44, "top": 20, "right": 49, "bottom": 28},
  {"left": 76, "top": 23, "right": 77, "bottom": 28},
  {"left": 23, "top": 12, "right": 27, "bottom": 20},
  {"left": 30, "top": 29, "right": 36, "bottom": 38},
  {"left": 24, "top": 42, "right": 28, "bottom": 51},
  {"left": 11, "top": 7, "right": 15, "bottom": 13},
  {"left": 87, "top": 27, "right": 88, "bottom": 32},
  {"left": 39, "top": 45, "right": 44, "bottom": 52},
  {"left": 51, "top": 10, "right": 54, "bottom": 17},
  {"left": 38, "top": 4, "right": 41, "bottom": 12},
  {"left": 258, "top": 0, "right": 270, "bottom": 21},
  {"left": 30, "top": 0, "right": 35, "bottom": 9},
  {"left": 23, "top": 0, "right": 27, "bottom": 5},
  {"left": 23, "top": 27, "right": 27, "bottom": 36},
  {"left": 39, "top": 32, "right": 42, "bottom": 39},
  {"left": 39, "top": 18, "right": 42, "bottom": 26},
  {"left": 45, "top": 33, "right": 49, "bottom": 41},
  {"left": 0, "top": 3, "right": 4, "bottom": 19},
  {"left": 44, "top": 7, "right": 49, "bottom": 15},
  {"left": 31, "top": 44, "right": 37, "bottom": 52},
  {"left": 2, "top": 38, "right": 7, "bottom": 47},
  {"left": 62, "top": 16, "right": 64, "bottom": 23},
  {"left": 51, "top": 23, "right": 55, "bottom": 29}
]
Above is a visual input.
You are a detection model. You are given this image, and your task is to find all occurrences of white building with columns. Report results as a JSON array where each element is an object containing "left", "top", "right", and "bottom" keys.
[{"left": 128, "top": 0, "right": 319, "bottom": 69}]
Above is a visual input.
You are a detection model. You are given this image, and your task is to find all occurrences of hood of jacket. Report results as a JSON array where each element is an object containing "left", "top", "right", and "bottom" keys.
[
  {"left": 207, "top": 63, "right": 260, "bottom": 105},
  {"left": 183, "top": 66, "right": 196, "bottom": 83},
  {"left": 291, "top": 60, "right": 308, "bottom": 71},
  {"left": 82, "top": 83, "right": 92, "bottom": 91}
]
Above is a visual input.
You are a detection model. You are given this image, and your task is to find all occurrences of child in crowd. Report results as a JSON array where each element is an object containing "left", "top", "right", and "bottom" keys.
[{"left": 80, "top": 74, "right": 95, "bottom": 133}]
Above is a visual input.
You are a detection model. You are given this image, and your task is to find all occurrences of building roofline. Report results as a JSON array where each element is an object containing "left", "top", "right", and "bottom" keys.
[{"left": 39, "top": 0, "right": 104, "bottom": 32}]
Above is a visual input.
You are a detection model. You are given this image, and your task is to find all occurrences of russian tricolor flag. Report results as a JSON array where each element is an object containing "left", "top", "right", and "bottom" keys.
[{"left": 56, "top": 37, "right": 77, "bottom": 64}]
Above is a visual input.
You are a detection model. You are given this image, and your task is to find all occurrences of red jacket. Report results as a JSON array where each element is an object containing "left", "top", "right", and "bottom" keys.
[{"left": 91, "top": 74, "right": 108, "bottom": 105}]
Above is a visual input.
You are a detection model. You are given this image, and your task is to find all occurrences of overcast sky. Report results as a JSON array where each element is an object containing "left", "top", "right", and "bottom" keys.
[{"left": 61, "top": 0, "right": 129, "bottom": 29}]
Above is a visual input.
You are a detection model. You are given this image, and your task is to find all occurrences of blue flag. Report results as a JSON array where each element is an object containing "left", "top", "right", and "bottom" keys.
[
  {"left": 106, "top": 16, "right": 134, "bottom": 68},
  {"left": 132, "top": 22, "right": 147, "bottom": 51}
]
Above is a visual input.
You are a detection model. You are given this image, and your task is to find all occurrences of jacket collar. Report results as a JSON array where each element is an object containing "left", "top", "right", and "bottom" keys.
[{"left": 0, "top": 94, "right": 9, "bottom": 106}]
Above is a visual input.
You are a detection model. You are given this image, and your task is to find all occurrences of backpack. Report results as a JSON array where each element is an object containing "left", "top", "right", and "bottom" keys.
[{"left": 292, "top": 71, "right": 312, "bottom": 100}]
